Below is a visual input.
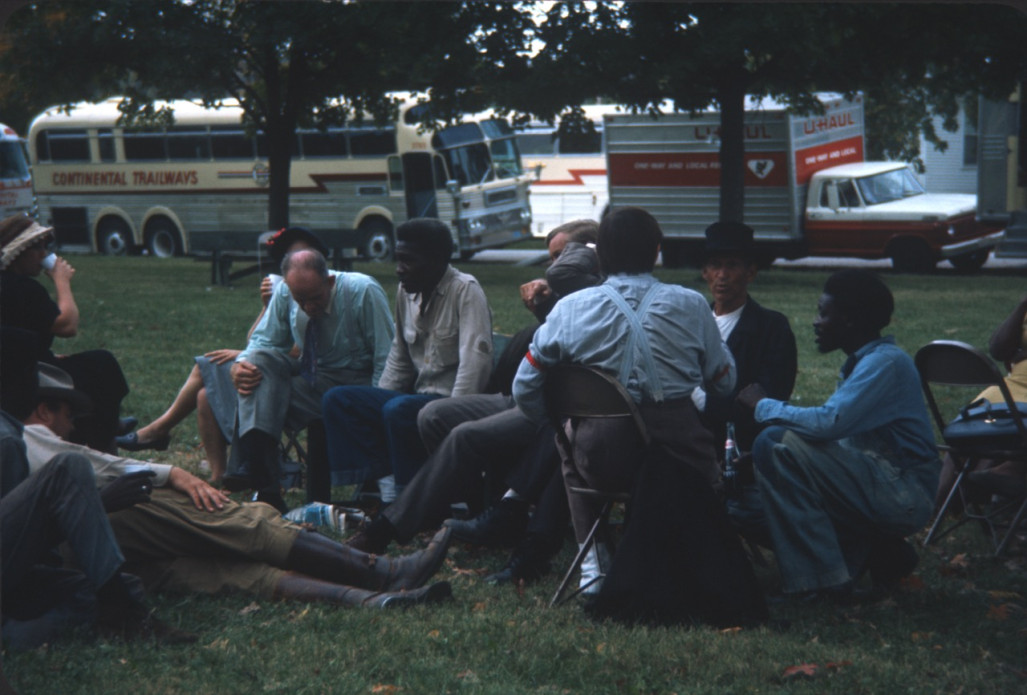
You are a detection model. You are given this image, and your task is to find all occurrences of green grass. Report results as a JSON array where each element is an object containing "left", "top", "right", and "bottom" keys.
[{"left": 5, "top": 255, "right": 1027, "bottom": 694}]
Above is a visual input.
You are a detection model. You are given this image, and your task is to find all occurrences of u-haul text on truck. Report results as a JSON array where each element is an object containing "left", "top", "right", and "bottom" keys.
[
  {"left": 0, "top": 123, "right": 35, "bottom": 219},
  {"left": 606, "top": 94, "right": 1003, "bottom": 272}
]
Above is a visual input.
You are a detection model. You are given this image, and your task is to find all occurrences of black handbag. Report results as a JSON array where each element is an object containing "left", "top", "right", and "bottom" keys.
[{"left": 943, "top": 398, "right": 1027, "bottom": 450}]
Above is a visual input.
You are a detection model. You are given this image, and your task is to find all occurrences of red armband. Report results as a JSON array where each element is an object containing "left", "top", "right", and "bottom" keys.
[{"left": 524, "top": 350, "right": 545, "bottom": 370}]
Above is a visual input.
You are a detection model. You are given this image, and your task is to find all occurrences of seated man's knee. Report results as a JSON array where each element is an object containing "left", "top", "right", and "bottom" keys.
[
  {"left": 752, "top": 426, "right": 788, "bottom": 477},
  {"left": 382, "top": 394, "right": 421, "bottom": 424}
]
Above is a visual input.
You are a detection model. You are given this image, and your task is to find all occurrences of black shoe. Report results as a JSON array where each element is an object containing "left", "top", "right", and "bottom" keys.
[
  {"left": 115, "top": 417, "right": 139, "bottom": 436},
  {"left": 766, "top": 581, "right": 869, "bottom": 606},
  {"left": 221, "top": 472, "right": 254, "bottom": 492},
  {"left": 444, "top": 499, "right": 528, "bottom": 547},
  {"left": 866, "top": 537, "right": 919, "bottom": 590},
  {"left": 256, "top": 487, "right": 289, "bottom": 514},
  {"left": 485, "top": 533, "right": 558, "bottom": 585},
  {"left": 115, "top": 431, "right": 171, "bottom": 452}
]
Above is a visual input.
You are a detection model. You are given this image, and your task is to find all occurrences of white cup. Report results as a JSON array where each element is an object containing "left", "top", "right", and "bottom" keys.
[{"left": 41, "top": 253, "right": 57, "bottom": 271}]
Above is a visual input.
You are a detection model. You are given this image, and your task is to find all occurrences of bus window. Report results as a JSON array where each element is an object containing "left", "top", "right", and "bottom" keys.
[
  {"left": 437, "top": 142, "right": 491, "bottom": 186},
  {"left": 558, "top": 129, "right": 601, "bottom": 154},
  {"left": 98, "top": 128, "right": 116, "bottom": 162},
  {"left": 349, "top": 128, "right": 397, "bottom": 156},
  {"left": 300, "top": 128, "right": 348, "bottom": 158},
  {"left": 39, "top": 129, "right": 91, "bottom": 162},
  {"left": 256, "top": 131, "right": 300, "bottom": 159},
  {"left": 167, "top": 126, "right": 211, "bottom": 161},
  {"left": 210, "top": 126, "right": 254, "bottom": 159},
  {"left": 516, "top": 132, "right": 555, "bottom": 155},
  {"left": 124, "top": 129, "right": 167, "bottom": 161},
  {"left": 489, "top": 138, "right": 523, "bottom": 179}
]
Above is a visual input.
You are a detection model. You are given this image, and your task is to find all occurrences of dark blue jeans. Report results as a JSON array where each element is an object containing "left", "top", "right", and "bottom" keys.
[{"left": 322, "top": 385, "right": 442, "bottom": 488}]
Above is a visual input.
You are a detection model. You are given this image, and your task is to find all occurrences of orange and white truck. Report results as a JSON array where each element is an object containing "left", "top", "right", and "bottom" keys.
[{"left": 605, "top": 94, "right": 1004, "bottom": 271}]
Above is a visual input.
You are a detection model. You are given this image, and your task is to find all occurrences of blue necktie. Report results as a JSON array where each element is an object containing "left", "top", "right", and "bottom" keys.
[{"left": 300, "top": 317, "right": 320, "bottom": 385}]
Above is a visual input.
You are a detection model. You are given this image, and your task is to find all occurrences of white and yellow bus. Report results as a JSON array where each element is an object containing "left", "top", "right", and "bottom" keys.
[
  {"left": 515, "top": 104, "right": 628, "bottom": 237},
  {"left": 28, "top": 97, "right": 533, "bottom": 259},
  {"left": 0, "top": 122, "right": 35, "bottom": 219}
]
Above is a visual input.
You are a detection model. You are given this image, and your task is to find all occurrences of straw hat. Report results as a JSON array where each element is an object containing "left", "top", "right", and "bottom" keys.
[{"left": 0, "top": 216, "right": 54, "bottom": 270}]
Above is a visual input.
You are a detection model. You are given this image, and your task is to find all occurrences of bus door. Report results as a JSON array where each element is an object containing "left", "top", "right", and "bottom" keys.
[{"left": 401, "top": 152, "right": 438, "bottom": 219}]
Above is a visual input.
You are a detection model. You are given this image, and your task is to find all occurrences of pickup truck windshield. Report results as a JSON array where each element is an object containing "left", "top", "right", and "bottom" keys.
[{"left": 855, "top": 168, "right": 925, "bottom": 205}]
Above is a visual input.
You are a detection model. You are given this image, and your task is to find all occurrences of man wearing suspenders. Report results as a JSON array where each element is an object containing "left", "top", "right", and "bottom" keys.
[{"left": 512, "top": 207, "right": 737, "bottom": 592}]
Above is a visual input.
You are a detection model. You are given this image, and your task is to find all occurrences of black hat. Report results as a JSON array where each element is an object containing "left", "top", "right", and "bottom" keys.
[
  {"left": 265, "top": 227, "right": 329, "bottom": 264},
  {"left": 703, "top": 221, "right": 757, "bottom": 260},
  {"left": 37, "top": 363, "right": 93, "bottom": 417}
]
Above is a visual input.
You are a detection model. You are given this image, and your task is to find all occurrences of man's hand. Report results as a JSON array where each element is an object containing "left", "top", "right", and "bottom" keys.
[
  {"left": 736, "top": 383, "right": 769, "bottom": 411},
  {"left": 100, "top": 470, "right": 156, "bottom": 513},
  {"left": 230, "top": 360, "right": 263, "bottom": 395},
  {"left": 168, "top": 467, "right": 230, "bottom": 512},
  {"left": 260, "top": 276, "right": 275, "bottom": 307},
  {"left": 519, "top": 279, "right": 551, "bottom": 312},
  {"left": 205, "top": 348, "right": 242, "bottom": 365}
]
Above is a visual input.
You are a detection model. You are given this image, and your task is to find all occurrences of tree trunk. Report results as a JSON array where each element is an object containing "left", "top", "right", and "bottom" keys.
[
  {"left": 717, "top": 78, "right": 747, "bottom": 223},
  {"left": 266, "top": 119, "right": 292, "bottom": 231}
]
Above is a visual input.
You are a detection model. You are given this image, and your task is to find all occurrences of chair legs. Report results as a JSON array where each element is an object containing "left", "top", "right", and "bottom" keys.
[{"left": 549, "top": 500, "right": 612, "bottom": 607}]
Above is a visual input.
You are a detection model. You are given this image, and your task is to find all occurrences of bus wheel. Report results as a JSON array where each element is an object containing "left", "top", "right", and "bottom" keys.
[
  {"left": 889, "top": 239, "right": 935, "bottom": 273},
  {"left": 97, "top": 218, "right": 132, "bottom": 256},
  {"left": 361, "top": 220, "right": 394, "bottom": 262},
  {"left": 145, "top": 218, "right": 182, "bottom": 258},
  {"left": 949, "top": 249, "right": 989, "bottom": 273}
]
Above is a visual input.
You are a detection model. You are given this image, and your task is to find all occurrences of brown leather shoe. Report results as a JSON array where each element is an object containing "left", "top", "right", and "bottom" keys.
[{"left": 273, "top": 572, "right": 452, "bottom": 608}]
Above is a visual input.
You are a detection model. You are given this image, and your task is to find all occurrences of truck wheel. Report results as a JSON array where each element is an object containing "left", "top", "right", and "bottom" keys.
[
  {"left": 361, "top": 219, "right": 394, "bottom": 262},
  {"left": 97, "top": 217, "right": 132, "bottom": 256},
  {"left": 145, "top": 217, "right": 183, "bottom": 258},
  {"left": 949, "top": 250, "right": 989, "bottom": 273},
  {"left": 889, "top": 240, "right": 935, "bottom": 274}
]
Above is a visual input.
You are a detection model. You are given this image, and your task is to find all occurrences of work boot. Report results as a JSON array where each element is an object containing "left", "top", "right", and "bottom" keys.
[
  {"left": 224, "top": 429, "right": 281, "bottom": 493},
  {"left": 285, "top": 526, "right": 452, "bottom": 592},
  {"left": 865, "top": 535, "right": 920, "bottom": 590},
  {"left": 273, "top": 572, "right": 452, "bottom": 608},
  {"left": 443, "top": 498, "right": 528, "bottom": 547}
]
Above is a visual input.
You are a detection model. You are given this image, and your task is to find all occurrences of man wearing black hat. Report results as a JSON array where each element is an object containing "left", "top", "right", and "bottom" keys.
[
  {"left": 1, "top": 328, "right": 193, "bottom": 648},
  {"left": 694, "top": 221, "right": 798, "bottom": 542}
]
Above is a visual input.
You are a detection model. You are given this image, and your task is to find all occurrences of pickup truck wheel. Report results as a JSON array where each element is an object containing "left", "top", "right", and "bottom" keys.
[
  {"left": 890, "top": 240, "right": 935, "bottom": 274},
  {"left": 949, "top": 250, "right": 989, "bottom": 273}
]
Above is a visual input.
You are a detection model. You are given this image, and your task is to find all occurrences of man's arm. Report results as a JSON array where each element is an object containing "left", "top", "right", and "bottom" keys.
[
  {"left": 512, "top": 309, "right": 566, "bottom": 422},
  {"left": 449, "top": 280, "right": 494, "bottom": 397},
  {"left": 989, "top": 294, "right": 1027, "bottom": 365},
  {"left": 237, "top": 281, "right": 294, "bottom": 362},
  {"left": 376, "top": 294, "right": 416, "bottom": 392},
  {"left": 753, "top": 349, "right": 902, "bottom": 441}
]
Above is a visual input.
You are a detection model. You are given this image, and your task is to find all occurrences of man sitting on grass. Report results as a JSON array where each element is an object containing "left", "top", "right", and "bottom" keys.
[
  {"left": 21, "top": 364, "right": 453, "bottom": 609},
  {"left": 738, "top": 270, "right": 939, "bottom": 601}
]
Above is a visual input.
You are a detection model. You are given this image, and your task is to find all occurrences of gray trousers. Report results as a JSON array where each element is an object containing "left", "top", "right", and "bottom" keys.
[
  {"left": 383, "top": 393, "right": 535, "bottom": 541},
  {"left": 235, "top": 349, "right": 371, "bottom": 437}
]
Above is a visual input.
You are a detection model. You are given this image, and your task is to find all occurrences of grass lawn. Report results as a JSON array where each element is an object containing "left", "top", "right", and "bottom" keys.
[{"left": 4, "top": 254, "right": 1027, "bottom": 694}]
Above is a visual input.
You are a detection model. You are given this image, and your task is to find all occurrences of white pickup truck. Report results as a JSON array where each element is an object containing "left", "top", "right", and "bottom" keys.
[{"left": 804, "top": 161, "right": 1005, "bottom": 272}]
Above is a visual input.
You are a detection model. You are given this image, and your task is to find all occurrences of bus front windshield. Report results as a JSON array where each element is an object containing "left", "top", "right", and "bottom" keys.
[
  {"left": 0, "top": 141, "right": 30, "bottom": 179},
  {"left": 433, "top": 119, "right": 524, "bottom": 187}
]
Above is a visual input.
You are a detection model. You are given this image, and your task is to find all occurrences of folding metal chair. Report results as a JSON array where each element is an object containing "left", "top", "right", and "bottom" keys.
[
  {"left": 916, "top": 340, "right": 1027, "bottom": 556},
  {"left": 543, "top": 364, "right": 650, "bottom": 607}
]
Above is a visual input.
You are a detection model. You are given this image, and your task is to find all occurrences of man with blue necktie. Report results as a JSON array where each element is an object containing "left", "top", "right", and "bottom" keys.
[{"left": 227, "top": 248, "right": 393, "bottom": 511}]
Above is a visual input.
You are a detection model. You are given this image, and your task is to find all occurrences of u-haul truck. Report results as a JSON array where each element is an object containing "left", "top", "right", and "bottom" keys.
[{"left": 606, "top": 94, "right": 1003, "bottom": 272}]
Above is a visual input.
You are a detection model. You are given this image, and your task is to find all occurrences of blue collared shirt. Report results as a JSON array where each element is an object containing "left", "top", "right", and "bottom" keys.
[
  {"left": 513, "top": 273, "right": 736, "bottom": 422},
  {"left": 240, "top": 270, "right": 394, "bottom": 386},
  {"left": 754, "top": 336, "right": 939, "bottom": 467}
]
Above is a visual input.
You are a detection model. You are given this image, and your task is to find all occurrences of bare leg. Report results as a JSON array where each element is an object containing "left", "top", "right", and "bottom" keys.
[
  {"left": 136, "top": 365, "right": 204, "bottom": 440},
  {"left": 197, "top": 386, "right": 229, "bottom": 482}
]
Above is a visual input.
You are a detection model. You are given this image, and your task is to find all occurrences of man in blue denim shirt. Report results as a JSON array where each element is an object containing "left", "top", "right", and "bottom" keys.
[{"left": 738, "top": 270, "right": 939, "bottom": 600}]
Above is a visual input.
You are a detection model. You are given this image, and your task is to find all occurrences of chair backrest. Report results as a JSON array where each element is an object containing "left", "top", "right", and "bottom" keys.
[
  {"left": 542, "top": 364, "right": 651, "bottom": 448},
  {"left": 914, "top": 340, "right": 1027, "bottom": 446}
]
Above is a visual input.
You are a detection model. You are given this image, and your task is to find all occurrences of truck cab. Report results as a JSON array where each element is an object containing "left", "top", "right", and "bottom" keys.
[{"left": 804, "top": 162, "right": 1005, "bottom": 272}]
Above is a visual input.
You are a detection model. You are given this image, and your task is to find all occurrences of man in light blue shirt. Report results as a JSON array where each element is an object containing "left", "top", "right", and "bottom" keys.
[
  {"left": 226, "top": 249, "right": 393, "bottom": 510},
  {"left": 738, "top": 270, "right": 939, "bottom": 601},
  {"left": 512, "top": 207, "right": 736, "bottom": 591}
]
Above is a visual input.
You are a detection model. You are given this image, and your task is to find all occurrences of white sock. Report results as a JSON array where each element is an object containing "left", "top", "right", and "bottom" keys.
[
  {"left": 378, "top": 475, "right": 397, "bottom": 503},
  {"left": 578, "top": 542, "right": 611, "bottom": 595}
]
